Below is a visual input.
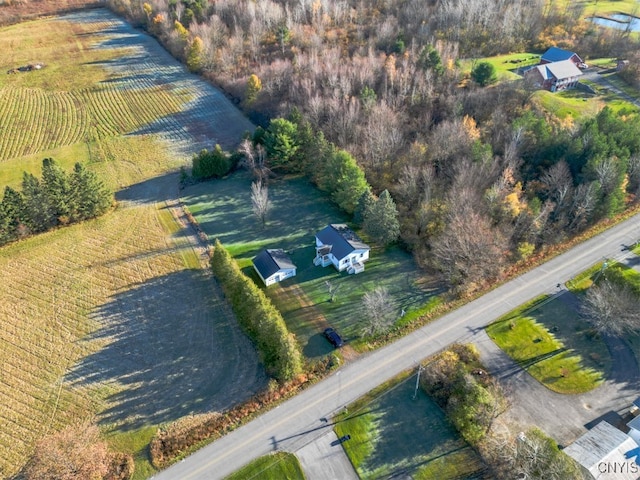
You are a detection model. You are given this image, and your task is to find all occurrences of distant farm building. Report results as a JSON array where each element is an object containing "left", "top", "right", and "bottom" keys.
[
  {"left": 252, "top": 249, "right": 296, "bottom": 286},
  {"left": 524, "top": 59, "right": 583, "bottom": 92},
  {"left": 314, "top": 224, "right": 370, "bottom": 274}
]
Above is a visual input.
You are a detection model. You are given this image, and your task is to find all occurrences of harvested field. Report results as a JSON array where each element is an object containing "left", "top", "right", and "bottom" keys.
[
  {"left": 0, "top": 8, "right": 254, "bottom": 161},
  {"left": 0, "top": 8, "right": 262, "bottom": 479}
]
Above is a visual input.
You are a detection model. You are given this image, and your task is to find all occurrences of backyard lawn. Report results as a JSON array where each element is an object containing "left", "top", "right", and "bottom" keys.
[
  {"left": 182, "top": 172, "right": 440, "bottom": 357},
  {"left": 460, "top": 53, "right": 540, "bottom": 81},
  {"left": 486, "top": 295, "right": 608, "bottom": 394},
  {"left": 333, "top": 372, "right": 485, "bottom": 479}
]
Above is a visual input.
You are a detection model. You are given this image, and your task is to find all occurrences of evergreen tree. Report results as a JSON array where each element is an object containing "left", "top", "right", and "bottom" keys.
[
  {"left": 0, "top": 187, "right": 27, "bottom": 244},
  {"left": 22, "top": 172, "right": 53, "bottom": 233},
  {"left": 70, "top": 163, "right": 112, "bottom": 220},
  {"left": 364, "top": 189, "right": 400, "bottom": 245},
  {"left": 471, "top": 61, "right": 498, "bottom": 86},
  {"left": 263, "top": 118, "right": 299, "bottom": 171},
  {"left": 191, "top": 145, "right": 232, "bottom": 179},
  {"left": 42, "top": 158, "right": 71, "bottom": 224},
  {"left": 353, "top": 189, "right": 374, "bottom": 226}
]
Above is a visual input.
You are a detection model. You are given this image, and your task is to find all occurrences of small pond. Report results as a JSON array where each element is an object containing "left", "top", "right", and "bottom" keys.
[{"left": 591, "top": 13, "right": 640, "bottom": 31}]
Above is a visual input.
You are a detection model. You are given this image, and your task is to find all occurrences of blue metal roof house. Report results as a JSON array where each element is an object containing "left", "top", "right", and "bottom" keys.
[
  {"left": 540, "top": 47, "right": 584, "bottom": 67},
  {"left": 252, "top": 249, "right": 296, "bottom": 286}
]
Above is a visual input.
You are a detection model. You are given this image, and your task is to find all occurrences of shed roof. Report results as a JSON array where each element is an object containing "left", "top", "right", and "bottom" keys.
[
  {"left": 316, "top": 224, "right": 369, "bottom": 261},
  {"left": 564, "top": 421, "right": 640, "bottom": 480},
  {"left": 252, "top": 249, "right": 295, "bottom": 280},
  {"left": 542, "top": 46, "right": 580, "bottom": 63}
]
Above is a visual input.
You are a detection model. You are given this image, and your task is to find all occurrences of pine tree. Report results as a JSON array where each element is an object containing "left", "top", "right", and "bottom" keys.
[
  {"left": 70, "top": 163, "right": 112, "bottom": 220},
  {"left": 22, "top": 172, "right": 53, "bottom": 233},
  {"left": 353, "top": 189, "right": 375, "bottom": 226},
  {"left": 364, "top": 189, "right": 400, "bottom": 246},
  {"left": 0, "top": 187, "right": 27, "bottom": 244},
  {"left": 42, "top": 158, "right": 71, "bottom": 224}
]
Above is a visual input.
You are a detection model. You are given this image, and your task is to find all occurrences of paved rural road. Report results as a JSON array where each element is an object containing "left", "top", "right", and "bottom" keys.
[{"left": 153, "top": 213, "right": 640, "bottom": 480}]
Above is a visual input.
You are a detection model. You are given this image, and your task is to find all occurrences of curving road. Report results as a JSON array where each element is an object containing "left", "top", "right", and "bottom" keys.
[{"left": 153, "top": 213, "right": 640, "bottom": 480}]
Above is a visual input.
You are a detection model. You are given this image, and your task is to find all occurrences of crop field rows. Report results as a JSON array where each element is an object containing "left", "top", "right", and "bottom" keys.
[
  {"left": 0, "top": 82, "right": 187, "bottom": 161},
  {"left": 0, "top": 202, "right": 185, "bottom": 476}
]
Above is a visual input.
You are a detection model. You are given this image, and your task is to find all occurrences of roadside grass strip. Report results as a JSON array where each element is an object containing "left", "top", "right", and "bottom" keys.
[
  {"left": 487, "top": 296, "right": 606, "bottom": 394},
  {"left": 225, "top": 452, "right": 305, "bottom": 480},
  {"left": 566, "top": 261, "right": 607, "bottom": 293},
  {"left": 333, "top": 371, "right": 485, "bottom": 479}
]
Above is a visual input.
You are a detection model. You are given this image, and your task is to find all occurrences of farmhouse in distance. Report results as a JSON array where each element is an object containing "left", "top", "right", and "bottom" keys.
[
  {"left": 252, "top": 249, "right": 297, "bottom": 286},
  {"left": 314, "top": 224, "right": 370, "bottom": 274},
  {"left": 524, "top": 46, "right": 586, "bottom": 92}
]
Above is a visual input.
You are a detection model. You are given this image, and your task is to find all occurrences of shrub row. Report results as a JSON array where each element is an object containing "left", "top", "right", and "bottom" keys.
[
  {"left": 420, "top": 344, "right": 506, "bottom": 446},
  {"left": 211, "top": 239, "right": 303, "bottom": 382}
]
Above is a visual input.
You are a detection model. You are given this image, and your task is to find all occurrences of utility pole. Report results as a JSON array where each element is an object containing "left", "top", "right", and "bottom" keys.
[{"left": 412, "top": 365, "right": 423, "bottom": 400}]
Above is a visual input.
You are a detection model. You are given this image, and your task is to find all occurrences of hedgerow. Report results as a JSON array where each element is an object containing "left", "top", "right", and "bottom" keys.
[{"left": 211, "top": 239, "right": 303, "bottom": 382}]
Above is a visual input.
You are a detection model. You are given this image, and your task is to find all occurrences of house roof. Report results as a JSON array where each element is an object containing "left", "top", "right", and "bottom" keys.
[
  {"left": 316, "top": 224, "right": 369, "bottom": 261},
  {"left": 541, "top": 46, "right": 580, "bottom": 63},
  {"left": 564, "top": 421, "right": 640, "bottom": 480},
  {"left": 252, "top": 249, "right": 295, "bottom": 280},
  {"left": 628, "top": 415, "right": 640, "bottom": 431},
  {"left": 528, "top": 60, "right": 582, "bottom": 81}
]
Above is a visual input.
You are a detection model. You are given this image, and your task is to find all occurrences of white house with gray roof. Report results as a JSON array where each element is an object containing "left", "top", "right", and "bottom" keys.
[
  {"left": 252, "top": 249, "right": 296, "bottom": 286},
  {"left": 314, "top": 224, "right": 370, "bottom": 274},
  {"left": 564, "top": 421, "right": 640, "bottom": 480}
]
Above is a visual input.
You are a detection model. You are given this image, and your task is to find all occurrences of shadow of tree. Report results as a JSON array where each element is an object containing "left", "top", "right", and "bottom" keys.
[{"left": 65, "top": 269, "right": 267, "bottom": 431}]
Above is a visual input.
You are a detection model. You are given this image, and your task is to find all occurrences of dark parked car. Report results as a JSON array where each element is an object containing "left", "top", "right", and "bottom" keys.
[{"left": 323, "top": 327, "right": 344, "bottom": 348}]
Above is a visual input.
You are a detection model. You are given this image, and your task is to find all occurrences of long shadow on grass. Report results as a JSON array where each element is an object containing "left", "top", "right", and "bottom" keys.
[
  {"left": 358, "top": 380, "right": 476, "bottom": 477},
  {"left": 65, "top": 269, "right": 268, "bottom": 430}
]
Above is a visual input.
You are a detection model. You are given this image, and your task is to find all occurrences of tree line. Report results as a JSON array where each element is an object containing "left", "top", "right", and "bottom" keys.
[
  {"left": 211, "top": 239, "right": 303, "bottom": 382},
  {"left": 0, "top": 159, "right": 112, "bottom": 246},
  {"left": 111, "top": 0, "right": 640, "bottom": 293}
]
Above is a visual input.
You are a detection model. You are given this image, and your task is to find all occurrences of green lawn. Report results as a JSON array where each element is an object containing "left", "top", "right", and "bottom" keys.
[
  {"left": 333, "top": 371, "right": 484, "bottom": 479},
  {"left": 533, "top": 89, "right": 604, "bottom": 120},
  {"left": 460, "top": 53, "right": 540, "bottom": 81},
  {"left": 486, "top": 295, "right": 607, "bottom": 394},
  {"left": 566, "top": 261, "right": 607, "bottom": 293},
  {"left": 225, "top": 452, "right": 305, "bottom": 480},
  {"left": 182, "top": 172, "right": 440, "bottom": 357}
]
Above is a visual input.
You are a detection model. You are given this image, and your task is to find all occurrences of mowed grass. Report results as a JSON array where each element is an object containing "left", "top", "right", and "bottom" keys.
[
  {"left": 533, "top": 89, "right": 604, "bottom": 120},
  {"left": 225, "top": 452, "right": 305, "bottom": 480},
  {"left": 0, "top": 15, "right": 191, "bottom": 162},
  {"left": 487, "top": 295, "right": 607, "bottom": 394},
  {"left": 333, "top": 372, "right": 485, "bottom": 479},
  {"left": 0, "top": 135, "right": 187, "bottom": 192},
  {"left": 182, "top": 172, "right": 440, "bottom": 357},
  {"left": 460, "top": 53, "right": 540, "bottom": 80}
]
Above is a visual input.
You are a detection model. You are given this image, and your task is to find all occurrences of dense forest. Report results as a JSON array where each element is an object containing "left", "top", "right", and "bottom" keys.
[{"left": 108, "top": 0, "right": 640, "bottom": 292}]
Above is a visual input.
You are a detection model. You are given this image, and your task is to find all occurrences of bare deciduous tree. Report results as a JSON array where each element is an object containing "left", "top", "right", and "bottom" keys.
[
  {"left": 325, "top": 280, "right": 341, "bottom": 303},
  {"left": 581, "top": 277, "right": 640, "bottom": 336},
  {"left": 251, "top": 179, "right": 270, "bottom": 227},
  {"left": 361, "top": 287, "right": 396, "bottom": 336}
]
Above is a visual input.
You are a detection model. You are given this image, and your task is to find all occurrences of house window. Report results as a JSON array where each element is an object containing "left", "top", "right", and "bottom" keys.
[{"left": 359, "top": 253, "right": 363, "bottom": 258}]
